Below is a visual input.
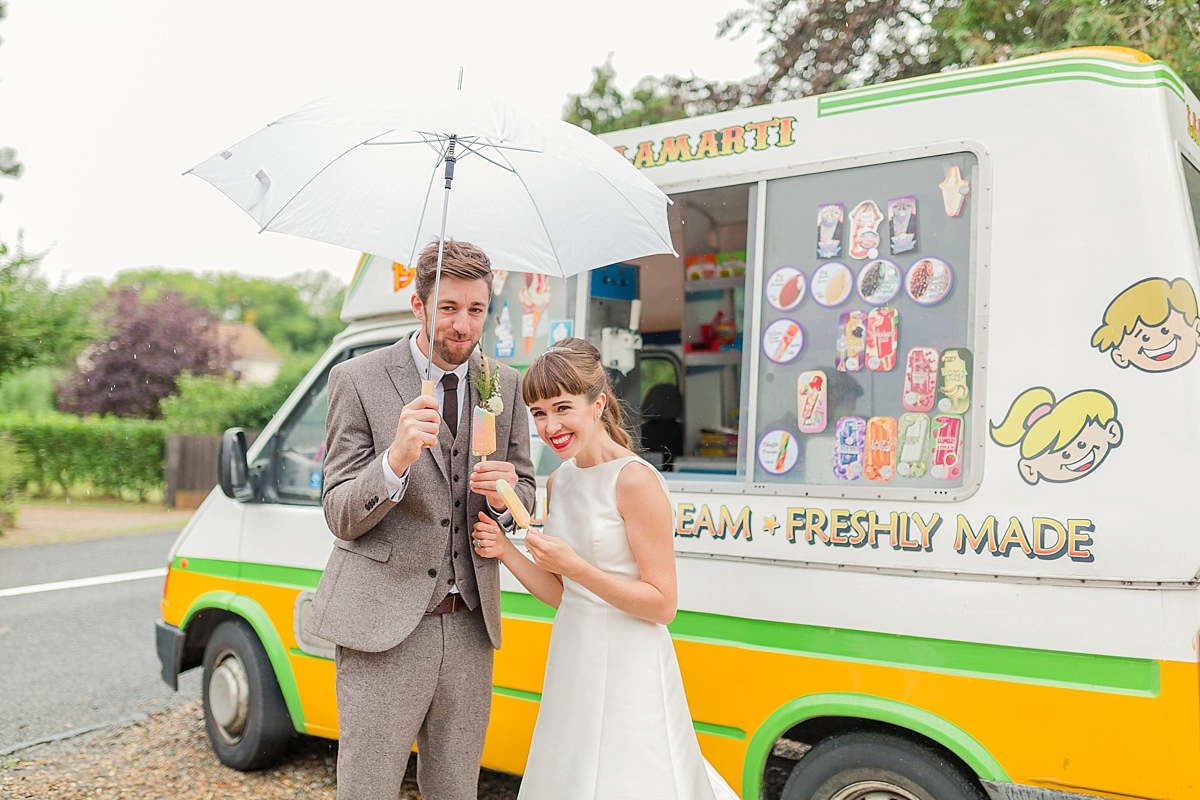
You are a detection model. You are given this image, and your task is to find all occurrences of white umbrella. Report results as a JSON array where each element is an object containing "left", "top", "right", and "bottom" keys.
[{"left": 187, "top": 88, "right": 676, "bottom": 385}]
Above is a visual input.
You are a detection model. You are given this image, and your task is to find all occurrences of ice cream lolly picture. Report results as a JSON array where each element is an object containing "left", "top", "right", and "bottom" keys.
[
  {"left": 519, "top": 273, "right": 551, "bottom": 354},
  {"left": 495, "top": 478, "right": 530, "bottom": 529},
  {"left": 866, "top": 308, "right": 898, "bottom": 371},
  {"left": 833, "top": 417, "right": 865, "bottom": 480},
  {"left": 811, "top": 261, "right": 853, "bottom": 307},
  {"left": 847, "top": 200, "right": 884, "bottom": 260},
  {"left": 857, "top": 258, "right": 900, "bottom": 305},
  {"left": 896, "top": 412, "right": 930, "bottom": 478},
  {"left": 836, "top": 310, "right": 866, "bottom": 372},
  {"left": 905, "top": 257, "right": 953, "bottom": 306},
  {"left": 796, "top": 370, "right": 827, "bottom": 434},
  {"left": 757, "top": 429, "right": 798, "bottom": 475},
  {"left": 864, "top": 416, "right": 897, "bottom": 482},
  {"left": 929, "top": 414, "right": 963, "bottom": 480},
  {"left": 816, "top": 203, "right": 844, "bottom": 258},
  {"left": 937, "top": 348, "right": 972, "bottom": 414},
  {"left": 762, "top": 318, "right": 804, "bottom": 363},
  {"left": 766, "top": 266, "right": 806, "bottom": 311},
  {"left": 888, "top": 195, "right": 918, "bottom": 254},
  {"left": 938, "top": 165, "right": 970, "bottom": 217},
  {"left": 902, "top": 346, "right": 939, "bottom": 411}
]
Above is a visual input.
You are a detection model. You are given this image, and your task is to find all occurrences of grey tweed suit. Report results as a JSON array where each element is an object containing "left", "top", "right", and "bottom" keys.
[{"left": 306, "top": 335, "right": 535, "bottom": 800}]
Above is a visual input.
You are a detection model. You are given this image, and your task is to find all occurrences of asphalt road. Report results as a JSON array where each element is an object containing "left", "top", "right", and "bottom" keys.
[{"left": 0, "top": 530, "right": 200, "bottom": 755}]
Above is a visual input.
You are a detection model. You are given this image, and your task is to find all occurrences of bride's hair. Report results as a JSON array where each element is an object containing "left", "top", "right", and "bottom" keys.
[{"left": 522, "top": 337, "right": 634, "bottom": 450}]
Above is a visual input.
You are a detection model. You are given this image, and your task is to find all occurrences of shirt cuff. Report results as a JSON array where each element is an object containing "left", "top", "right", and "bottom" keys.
[
  {"left": 486, "top": 497, "right": 516, "bottom": 533},
  {"left": 381, "top": 451, "right": 409, "bottom": 501}
]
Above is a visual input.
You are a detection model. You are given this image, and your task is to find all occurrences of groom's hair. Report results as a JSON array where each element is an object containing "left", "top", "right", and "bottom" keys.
[{"left": 415, "top": 239, "right": 493, "bottom": 303}]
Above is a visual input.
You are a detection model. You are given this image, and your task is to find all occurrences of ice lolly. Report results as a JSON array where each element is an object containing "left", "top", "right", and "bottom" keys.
[
  {"left": 472, "top": 406, "right": 497, "bottom": 457},
  {"left": 495, "top": 478, "right": 530, "bottom": 529}
]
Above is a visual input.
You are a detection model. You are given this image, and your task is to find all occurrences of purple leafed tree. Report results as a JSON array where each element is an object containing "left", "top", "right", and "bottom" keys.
[{"left": 57, "top": 289, "right": 232, "bottom": 419}]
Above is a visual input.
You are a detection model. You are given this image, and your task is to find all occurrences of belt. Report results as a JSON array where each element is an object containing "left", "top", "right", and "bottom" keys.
[{"left": 426, "top": 593, "right": 468, "bottom": 615}]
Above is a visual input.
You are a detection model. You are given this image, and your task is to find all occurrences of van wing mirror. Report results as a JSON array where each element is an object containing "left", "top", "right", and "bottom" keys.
[{"left": 218, "top": 428, "right": 255, "bottom": 502}]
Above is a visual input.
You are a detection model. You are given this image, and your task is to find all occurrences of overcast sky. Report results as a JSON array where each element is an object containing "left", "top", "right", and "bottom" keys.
[{"left": 0, "top": 0, "right": 761, "bottom": 286}]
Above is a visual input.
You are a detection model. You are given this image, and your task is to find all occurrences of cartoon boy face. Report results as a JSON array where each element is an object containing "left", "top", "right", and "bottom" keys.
[
  {"left": 1110, "top": 310, "right": 1200, "bottom": 372},
  {"left": 1018, "top": 419, "right": 1123, "bottom": 485}
]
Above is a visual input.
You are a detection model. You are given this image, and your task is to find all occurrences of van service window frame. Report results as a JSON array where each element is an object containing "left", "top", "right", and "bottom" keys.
[
  {"left": 646, "top": 141, "right": 993, "bottom": 503},
  {"left": 1179, "top": 151, "right": 1200, "bottom": 265}
]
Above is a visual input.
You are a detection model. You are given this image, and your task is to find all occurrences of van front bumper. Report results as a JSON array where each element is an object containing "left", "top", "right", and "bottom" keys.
[{"left": 155, "top": 620, "right": 185, "bottom": 691}]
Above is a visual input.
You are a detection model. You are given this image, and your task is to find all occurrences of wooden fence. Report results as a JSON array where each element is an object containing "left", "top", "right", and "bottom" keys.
[{"left": 165, "top": 432, "right": 259, "bottom": 509}]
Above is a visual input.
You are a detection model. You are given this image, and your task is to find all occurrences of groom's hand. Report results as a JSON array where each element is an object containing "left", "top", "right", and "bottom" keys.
[
  {"left": 472, "top": 512, "right": 509, "bottom": 559},
  {"left": 388, "top": 394, "right": 440, "bottom": 474},
  {"left": 469, "top": 459, "right": 520, "bottom": 509}
]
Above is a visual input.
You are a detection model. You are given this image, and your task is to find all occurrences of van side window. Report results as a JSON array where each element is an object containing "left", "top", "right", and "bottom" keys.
[
  {"left": 1182, "top": 156, "right": 1200, "bottom": 255},
  {"left": 273, "top": 342, "right": 390, "bottom": 504},
  {"left": 753, "top": 152, "right": 980, "bottom": 496}
]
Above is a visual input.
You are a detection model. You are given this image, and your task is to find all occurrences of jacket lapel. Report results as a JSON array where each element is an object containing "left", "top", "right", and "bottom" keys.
[{"left": 384, "top": 334, "right": 450, "bottom": 484}]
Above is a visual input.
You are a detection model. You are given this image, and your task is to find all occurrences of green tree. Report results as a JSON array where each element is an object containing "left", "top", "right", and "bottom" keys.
[
  {"left": 0, "top": 240, "right": 92, "bottom": 387},
  {"left": 930, "top": 0, "right": 1200, "bottom": 89},
  {"left": 108, "top": 267, "right": 346, "bottom": 355},
  {"left": 566, "top": 0, "right": 1200, "bottom": 133}
]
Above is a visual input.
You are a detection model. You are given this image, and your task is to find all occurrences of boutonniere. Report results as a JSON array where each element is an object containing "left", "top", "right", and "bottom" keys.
[{"left": 474, "top": 357, "right": 504, "bottom": 415}]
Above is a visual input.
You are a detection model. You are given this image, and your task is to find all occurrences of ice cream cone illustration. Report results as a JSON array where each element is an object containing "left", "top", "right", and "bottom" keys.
[{"left": 519, "top": 274, "right": 551, "bottom": 354}]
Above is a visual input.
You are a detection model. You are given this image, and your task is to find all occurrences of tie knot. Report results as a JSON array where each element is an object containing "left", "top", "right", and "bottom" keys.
[{"left": 441, "top": 372, "right": 459, "bottom": 390}]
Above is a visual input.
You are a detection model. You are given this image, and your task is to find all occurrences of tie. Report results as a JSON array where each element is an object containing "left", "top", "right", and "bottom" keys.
[{"left": 441, "top": 372, "right": 459, "bottom": 440}]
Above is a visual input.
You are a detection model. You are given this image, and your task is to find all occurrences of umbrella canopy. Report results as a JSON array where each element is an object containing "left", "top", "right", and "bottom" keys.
[{"left": 186, "top": 89, "right": 676, "bottom": 278}]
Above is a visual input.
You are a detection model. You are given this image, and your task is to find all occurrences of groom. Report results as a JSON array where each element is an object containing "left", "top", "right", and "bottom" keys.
[{"left": 306, "top": 239, "right": 535, "bottom": 800}]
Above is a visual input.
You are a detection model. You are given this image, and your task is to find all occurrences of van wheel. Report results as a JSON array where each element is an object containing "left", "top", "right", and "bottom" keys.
[
  {"left": 201, "top": 619, "right": 294, "bottom": 771},
  {"left": 781, "top": 731, "right": 986, "bottom": 800}
]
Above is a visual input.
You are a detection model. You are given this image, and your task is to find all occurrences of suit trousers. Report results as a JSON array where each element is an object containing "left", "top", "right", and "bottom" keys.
[{"left": 334, "top": 607, "right": 493, "bottom": 800}]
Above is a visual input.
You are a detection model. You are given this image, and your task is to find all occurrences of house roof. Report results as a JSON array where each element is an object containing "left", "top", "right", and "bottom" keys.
[{"left": 215, "top": 322, "right": 282, "bottom": 360}]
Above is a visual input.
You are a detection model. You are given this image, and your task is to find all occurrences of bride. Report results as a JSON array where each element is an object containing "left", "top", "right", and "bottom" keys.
[{"left": 472, "top": 338, "right": 738, "bottom": 800}]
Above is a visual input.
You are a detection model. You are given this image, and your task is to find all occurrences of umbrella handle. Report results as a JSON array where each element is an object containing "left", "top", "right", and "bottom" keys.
[{"left": 420, "top": 379, "right": 438, "bottom": 448}]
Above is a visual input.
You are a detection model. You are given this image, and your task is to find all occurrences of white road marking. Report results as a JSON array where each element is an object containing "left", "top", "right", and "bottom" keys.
[{"left": 0, "top": 568, "right": 167, "bottom": 598}]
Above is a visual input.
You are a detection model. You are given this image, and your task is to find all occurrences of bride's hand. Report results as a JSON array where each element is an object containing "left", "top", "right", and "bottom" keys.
[
  {"left": 523, "top": 530, "right": 582, "bottom": 578},
  {"left": 472, "top": 512, "right": 510, "bottom": 560}
]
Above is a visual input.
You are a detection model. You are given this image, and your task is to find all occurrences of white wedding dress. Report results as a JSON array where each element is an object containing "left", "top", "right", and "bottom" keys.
[{"left": 517, "top": 456, "right": 739, "bottom": 800}]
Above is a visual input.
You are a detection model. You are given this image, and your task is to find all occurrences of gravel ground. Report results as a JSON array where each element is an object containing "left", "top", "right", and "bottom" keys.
[
  {"left": 0, "top": 700, "right": 522, "bottom": 799},
  {"left": 0, "top": 698, "right": 801, "bottom": 798}
]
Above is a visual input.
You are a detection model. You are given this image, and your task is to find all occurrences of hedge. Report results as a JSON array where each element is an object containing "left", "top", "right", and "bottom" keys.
[{"left": 0, "top": 413, "right": 166, "bottom": 498}]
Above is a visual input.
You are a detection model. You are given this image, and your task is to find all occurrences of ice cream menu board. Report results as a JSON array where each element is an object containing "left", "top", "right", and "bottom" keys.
[
  {"left": 483, "top": 271, "right": 576, "bottom": 368},
  {"left": 752, "top": 153, "right": 979, "bottom": 493}
]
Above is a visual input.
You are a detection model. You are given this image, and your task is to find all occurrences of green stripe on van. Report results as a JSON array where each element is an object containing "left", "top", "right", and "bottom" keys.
[
  {"left": 174, "top": 559, "right": 1159, "bottom": 696},
  {"left": 817, "top": 57, "right": 1185, "bottom": 116},
  {"left": 501, "top": 592, "right": 1158, "bottom": 696}
]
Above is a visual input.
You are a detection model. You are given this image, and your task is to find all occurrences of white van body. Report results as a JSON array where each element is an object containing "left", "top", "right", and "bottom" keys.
[{"left": 159, "top": 48, "right": 1200, "bottom": 799}]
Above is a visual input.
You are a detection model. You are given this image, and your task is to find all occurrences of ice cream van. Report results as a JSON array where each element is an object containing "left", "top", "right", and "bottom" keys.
[{"left": 157, "top": 47, "right": 1200, "bottom": 799}]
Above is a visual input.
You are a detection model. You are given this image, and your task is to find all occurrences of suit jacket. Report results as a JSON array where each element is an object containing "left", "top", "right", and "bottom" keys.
[{"left": 306, "top": 337, "right": 535, "bottom": 652}]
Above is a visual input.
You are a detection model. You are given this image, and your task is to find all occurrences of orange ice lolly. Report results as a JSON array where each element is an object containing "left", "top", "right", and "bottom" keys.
[
  {"left": 472, "top": 406, "right": 497, "bottom": 457},
  {"left": 495, "top": 478, "right": 530, "bottom": 529}
]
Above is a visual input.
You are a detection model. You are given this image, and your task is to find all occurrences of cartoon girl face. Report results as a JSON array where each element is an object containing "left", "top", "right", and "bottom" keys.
[{"left": 1018, "top": 419, "right": 1123, "bottom": 485}]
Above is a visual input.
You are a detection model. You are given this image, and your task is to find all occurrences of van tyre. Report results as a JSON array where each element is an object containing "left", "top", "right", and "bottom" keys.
[
  {"left": 201, "top": 619, "right": 294, "bottom": 771},
  {"left": 781, "top": 731, "right": 986, "bottom": 800}
]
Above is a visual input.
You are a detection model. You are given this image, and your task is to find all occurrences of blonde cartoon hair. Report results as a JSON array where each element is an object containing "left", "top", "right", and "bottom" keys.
[
  {"left": 990, "top": 387, "right": 1118, "bottom": 459},
  {"left": 1091, "top": 277, "right": 1198, "bottom": 352}
]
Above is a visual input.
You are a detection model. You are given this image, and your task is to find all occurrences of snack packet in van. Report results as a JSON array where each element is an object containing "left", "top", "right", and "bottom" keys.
[
  {"left": 903, "top": 347, "right": 939, "bottom": 411},
  {"left": 937, "top": 348, "right": 971, "bottom": 414},
  {"left": 836, "top": 311, "right": 866, "bottom": 372},
  {"left": 929, "top": 414, "right": 963, "bottom": 480},
  {"left": 896, "top": 412, "right": 930, "bottom": 478},
  {"left": 797, "top": 370, "right": 827, "bottom": 433},
  {"left": 833, "top": 417, "right": 866, "bottom": 480},
  {"left": 864, "top": 416, "right": 897, "bottom": 482},
  {"left": 866, "top": 308, "right": 898, "bottom": 371}
]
